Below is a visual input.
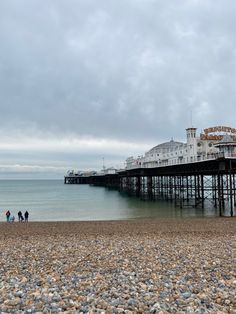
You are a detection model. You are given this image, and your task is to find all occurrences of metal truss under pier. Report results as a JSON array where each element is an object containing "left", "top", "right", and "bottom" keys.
[{"left": 65, "top": 158, "right": 236, "bottom": 217}]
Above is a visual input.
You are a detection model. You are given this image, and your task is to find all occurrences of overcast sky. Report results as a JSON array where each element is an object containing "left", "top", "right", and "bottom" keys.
[{"left": 1, "top": 0, "right": 236, "bottom": 178}]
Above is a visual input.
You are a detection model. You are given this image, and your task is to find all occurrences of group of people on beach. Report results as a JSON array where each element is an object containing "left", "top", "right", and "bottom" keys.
[{"left": 5, "top": 210, "right": 29, "bottom": 223}]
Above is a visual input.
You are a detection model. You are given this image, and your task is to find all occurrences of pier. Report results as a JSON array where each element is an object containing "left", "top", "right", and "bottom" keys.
[
  {"left": 64, "top": 157, "right": 236, "bottom": 217},
  {"left": 65, "top": 126, "right": 236, "bottom": 217},
  {"left": 64, "top": 173, "right": 119, "bottom": 188}
]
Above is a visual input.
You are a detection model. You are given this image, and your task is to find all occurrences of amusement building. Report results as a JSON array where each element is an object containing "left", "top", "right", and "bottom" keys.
[{"left": 126, "top": 126, "right": 236, "bottom": 169}]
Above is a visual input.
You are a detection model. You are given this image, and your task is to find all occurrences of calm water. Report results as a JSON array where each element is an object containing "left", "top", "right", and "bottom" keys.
[{"left": 0, "top": 180, "right": 218, "bottom": 221}]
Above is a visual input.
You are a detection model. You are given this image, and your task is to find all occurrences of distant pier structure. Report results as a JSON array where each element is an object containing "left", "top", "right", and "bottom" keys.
[
  {"left": 64, "top": 168, "right": 119, "bottom": 188},
  {"left": 65, "top": 126, "right": 236, "bottom": 217}
]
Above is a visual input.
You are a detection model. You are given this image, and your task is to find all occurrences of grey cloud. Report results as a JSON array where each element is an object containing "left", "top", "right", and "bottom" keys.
[{"left": 0, "top": 0, "right": 236, "bottom": 174}]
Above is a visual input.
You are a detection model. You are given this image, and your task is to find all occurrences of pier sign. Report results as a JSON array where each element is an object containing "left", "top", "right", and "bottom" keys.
[{"left": 200, "top": 126, "right": 236, "bottom": 140}]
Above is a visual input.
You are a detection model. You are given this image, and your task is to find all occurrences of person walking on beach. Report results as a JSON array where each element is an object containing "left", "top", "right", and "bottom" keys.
[
  {"left": 6, "top": 210, "right": 11, "bottom": 222},
  {"left": 18, "top": 211, "right": 23, "bottom": 222},
  {"left": 24, "top": 211, "right": 29, "bottom": 222}
]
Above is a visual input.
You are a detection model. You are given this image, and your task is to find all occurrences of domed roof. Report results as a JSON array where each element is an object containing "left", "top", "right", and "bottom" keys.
[{"left": 148, "top": 139, "right": 185, "bottom": 153}]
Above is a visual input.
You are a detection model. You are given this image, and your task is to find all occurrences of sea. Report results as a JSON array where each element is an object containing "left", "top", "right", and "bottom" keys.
[{"left": 0, "top": 180, "right": 219, "bottom": 221}]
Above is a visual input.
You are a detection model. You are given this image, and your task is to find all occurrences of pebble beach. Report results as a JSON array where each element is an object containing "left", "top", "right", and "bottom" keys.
[{"left": 0, "top": 218, "right": 235, "bottom": 313}]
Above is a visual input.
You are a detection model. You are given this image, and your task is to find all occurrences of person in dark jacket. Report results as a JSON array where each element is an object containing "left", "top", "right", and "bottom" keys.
[
  {"left": 6, "top": 210, "right": 11, "bottom": 222},
  {"left": 24, "top": 211, "right": 29, "bottom": 222},
  {"left": 18, "top": 211, "right": 23, "bottom": 222}
]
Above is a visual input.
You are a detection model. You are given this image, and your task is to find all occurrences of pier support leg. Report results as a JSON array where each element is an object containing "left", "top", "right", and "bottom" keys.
[
  {"left": 136, "top": 176, "right": 140, "bottom": 198},
  {"left": 217, "top": 174, "right": 223, "bottom": 217},
  {"left": 201, "top": 175, "right": 204, "bottom": 209},
  {"left": 229, "top": 173, "right": 233, "bottom": 217},
  {"left": 147, "top": 176, "right": 153, "bottom": 200}
]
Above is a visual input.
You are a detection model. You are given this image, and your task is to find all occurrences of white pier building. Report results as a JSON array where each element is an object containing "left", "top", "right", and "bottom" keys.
[{"left": 126, "top": 126, "right": 236, "bottom": 169}]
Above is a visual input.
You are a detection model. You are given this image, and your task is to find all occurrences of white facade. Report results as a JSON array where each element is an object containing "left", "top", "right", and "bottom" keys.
[
  {"left": 126, "top": 126, "right": 236, "bottom": 169},
  {"left": 103, "top": 167, "right": 117, "bottom": 175}
]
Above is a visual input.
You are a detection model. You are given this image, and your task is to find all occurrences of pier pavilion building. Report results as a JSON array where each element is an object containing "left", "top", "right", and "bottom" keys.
[{"left": 126, "top": 126, "right": 236, "bottom": 169}]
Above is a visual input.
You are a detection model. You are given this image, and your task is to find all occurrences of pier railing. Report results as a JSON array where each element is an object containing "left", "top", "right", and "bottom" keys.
[{"left": 127, "top": 152, "right": 236, "bottom": 170}]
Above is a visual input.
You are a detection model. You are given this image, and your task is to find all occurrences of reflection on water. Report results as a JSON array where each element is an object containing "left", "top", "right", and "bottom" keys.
[
  {"left": 0, "top": 180, "right": 220, "bottom": 221},
  {"left": 120, "top": 192, "right": 219, "bottom": 218}
]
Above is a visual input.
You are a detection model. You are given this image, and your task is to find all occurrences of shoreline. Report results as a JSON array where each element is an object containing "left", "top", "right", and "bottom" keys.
[{"left": 0, "top": 217, "right": 235, "bottom": 237}]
